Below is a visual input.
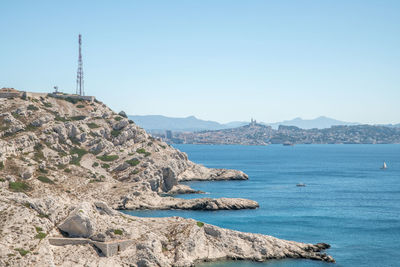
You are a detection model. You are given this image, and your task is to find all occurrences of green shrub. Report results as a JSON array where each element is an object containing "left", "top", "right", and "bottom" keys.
[
  {"left": 92, "top": 162, "right": 99, "bottom": 167},
  {"left": 136, "top": 148, "right": 146, "bottom": 154},
  {"left": 55, "top": 116, "right": 69, "bottom": 122},
  {"left": 33, "top": 150, "right": 45, "bottom": 162},
  {"left": 125, "top": 159, "right": 140, "bottom": 166},
  {"left": 88, "top": 131, "right": 97, "bottom": 138},
  {"left": 111, "top": 129, "right": 121, "bottom": 137},
  {"left": 69, "top": 136, "right": 81, "bottom": 145},
  {"left": 113, "top": 229, "right": 123, "bottom": 235},
  {"left": 64, "top": 168, "right": 71, "bottom": 173},
  {"left": 9, "top": 181, "right": 31, "bottom": 192},
  {"left": 11, "top": 112, "right": 21, "bottom": 119},
  {"left": 0, "top": 161, "right": 4, "bottom": 170},
  {"left": 34, "top": 143, "right": 43, "bottom": 150},
  {"left": 70, "top": 115, "right": 86, "bottom": 121},
  {"left": 37, "top": 176, "right": 54, "bottom": 184},
  {"left": 56, "top": 164, "right": 66, "bottom": 169},
  {"left": 97, "top": 155, "right": 119, "bottom": 162},
  {"left": 34, "top": 226, "right": 47, "bottom": 239},
  {"left": 38, "top": 168, "right": 48, "bottom": 174},
  {"left": 76, "top": 104, "right": 85, "bottom": 108},
  {"left": 43, "top": 102, "right": 52, "bottom": 108},
  {"left": 65, "top": 97, "right": 81, "bottom": 104},
  {"left": 32, "top": 143, "right": 45, "bottom": 161},
  {"left": 25, "top": 124, "right": 39, "bottom": 132},
  {"left": 38, "top": 213, "right": 49, "bottom": 218},
  {"left": 160, "top": 145, "right": 166, "bottom": 149},
  {"left": 130, "top": 169, "right": 140, "bottom": 175},
  {"left": 196, "top": 221, "right": 204, "bottom": 227},
  {"left": 14, "top": 248, "right": 29, "bottom": 256},
  {"left": 87, "top": 122, "right": 100, "bottom": 129},
  {"left": 27, "top": 104, "right": 39, "bottom": 111},
  {"left": 70, "top": 147, "right": 87, "bottom": 157},
  {"left": 70, "top": 157, "right": 80, "bottom": 166},
  {"left": 101, "top": 163, "right": 110, "bottom": 169},
  {"left": 69, "top": 147, "right": 87, "bottom": 165},
  {"left": 136, "top": 148, "right": 151, "bottom": 157},
  {"left": 58, "top": 151, "right": 68, "bottom": 157},
  {"left": 35, "top": 232, "right": 46, "bottom": 240},
  {"left": 114, "top": 116, "right": 122, "bottom": 121}
]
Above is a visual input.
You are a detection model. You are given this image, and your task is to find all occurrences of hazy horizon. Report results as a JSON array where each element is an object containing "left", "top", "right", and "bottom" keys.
[
  {"left": 1, "top": 1, "right": 399, "bottom": 124},
  {"left": 130, "top": 114, "right": 400, "bottom": 126}
]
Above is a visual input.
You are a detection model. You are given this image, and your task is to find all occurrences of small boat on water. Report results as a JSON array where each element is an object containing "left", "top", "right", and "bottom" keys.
[
  {"left": 381, "top": 162, "right": 387, "bottom": 169},
  {"left": 296, "top": 183, "right": 306, "bottom": 187},
  {"left": 283, "top": 141, "right": 294, "bottom": 146}
]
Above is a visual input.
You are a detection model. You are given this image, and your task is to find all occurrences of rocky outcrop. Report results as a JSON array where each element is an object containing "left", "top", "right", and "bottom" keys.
[
  {"left": 119, "top": 194, "right": 259, "bottom": 210},
  {"left": 0, "top": 93, "right": 334, "bottom": 267},
  {"left": 58, "top": 202, "right": 96, "bottom": 238},
  {"left": 179, "top": 164, "right": 248, "bottom": 181},
  {"left": 0, "top": 188, "right": 333, "bottom": 267}
]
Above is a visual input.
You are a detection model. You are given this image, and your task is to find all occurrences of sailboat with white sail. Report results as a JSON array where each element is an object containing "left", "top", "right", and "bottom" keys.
[{"left": 381, "top": 162, "right": 387, "bottom": 169}]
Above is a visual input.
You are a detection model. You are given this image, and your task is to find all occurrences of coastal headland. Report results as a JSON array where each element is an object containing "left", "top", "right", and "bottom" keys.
[{"left": 0, "top": 89, "right": 334, "bottom": 266}]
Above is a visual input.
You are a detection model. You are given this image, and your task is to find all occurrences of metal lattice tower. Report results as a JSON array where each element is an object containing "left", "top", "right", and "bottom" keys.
[{"left": 76, "top": 34, "right": 84, "bottom": 96}]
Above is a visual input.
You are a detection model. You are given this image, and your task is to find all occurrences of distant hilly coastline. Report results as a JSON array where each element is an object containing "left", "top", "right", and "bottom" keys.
[
  {"left": 129, "top": 115, "right": 400, "bottom": 145},
  {"left": 265, "top": 116, "right": 359, "bottom": 129},
  {"left": 167, "top": 124, "right": 400, "bottom": 145},
  {"left": 128, "top": 114, "right": 360, "bottom": 132}
]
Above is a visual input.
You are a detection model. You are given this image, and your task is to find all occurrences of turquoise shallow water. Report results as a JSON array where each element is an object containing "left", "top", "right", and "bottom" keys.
[{"left": 123, "top": 144, "right": 400, "bottom": 267}]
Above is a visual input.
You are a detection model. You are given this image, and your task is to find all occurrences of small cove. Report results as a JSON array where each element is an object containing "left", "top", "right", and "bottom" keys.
[{"left": 123, "top": 144, "right": 400, "bottom": 267}]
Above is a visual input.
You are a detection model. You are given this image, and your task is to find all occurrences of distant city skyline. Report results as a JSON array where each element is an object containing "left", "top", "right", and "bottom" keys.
[{"left": 1, "top": 1, "right": 399, "bottom": 124}]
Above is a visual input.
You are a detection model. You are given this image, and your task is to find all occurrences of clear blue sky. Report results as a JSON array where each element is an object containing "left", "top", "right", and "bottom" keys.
[{"left": 1, "top": 0, "right": 399, "bottom": 124}]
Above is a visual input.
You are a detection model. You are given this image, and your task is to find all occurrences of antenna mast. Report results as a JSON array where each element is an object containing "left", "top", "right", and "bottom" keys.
[{"left": 76, "top": 34, "right": 84, "bottom": 96}]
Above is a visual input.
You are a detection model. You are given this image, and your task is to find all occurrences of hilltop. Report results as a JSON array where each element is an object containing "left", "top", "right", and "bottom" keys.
[{"left": 0, "top": 91, "right": 333, "bottom": 266}]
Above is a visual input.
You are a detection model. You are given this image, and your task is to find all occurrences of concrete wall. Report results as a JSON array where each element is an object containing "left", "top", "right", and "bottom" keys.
[
  {"left": 25, "top": 92, "right": 49, "bottom": 98},
  {"left": 48, "top": 237, "right": 90, "bottom": 246},
  {"left": 1, "top": 91, "right": 47, "bottom": 99},
  {"left": 48, "top": 93, "right": 95, "bottom": 102},
  {"left": 0, "top": 92, "right": 21, "bottom": 98},
  {"left": 48, "top": 237, "right": 134, "bottom": 257}
]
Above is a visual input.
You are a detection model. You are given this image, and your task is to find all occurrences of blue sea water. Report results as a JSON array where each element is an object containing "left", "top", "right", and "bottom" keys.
[{"left": 124, "top": 144, "right": 400, "bottom": 267}]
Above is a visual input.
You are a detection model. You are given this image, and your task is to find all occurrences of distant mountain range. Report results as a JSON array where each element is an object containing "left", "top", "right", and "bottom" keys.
[
  {"left": 128, "top": 115, "right": 363, "bottom": 132},
  {"left": 128, "top": 115, "right": 230, "bottom": 133},
  {"left": 266, "top": 116, "right": 359, "bottom": 129}
]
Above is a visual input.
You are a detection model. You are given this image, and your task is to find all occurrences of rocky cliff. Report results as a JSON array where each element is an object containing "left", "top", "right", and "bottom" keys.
[{"left": 0, "top": 93, "right": 333, "bottom": 266}]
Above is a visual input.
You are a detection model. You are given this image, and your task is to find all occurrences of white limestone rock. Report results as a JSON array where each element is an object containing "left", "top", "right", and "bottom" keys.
[{"left": 58, "top": 202, "right": 96, "bottom": 238}]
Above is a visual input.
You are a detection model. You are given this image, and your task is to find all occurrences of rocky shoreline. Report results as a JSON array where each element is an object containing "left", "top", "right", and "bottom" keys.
[{"left": 0, "top": 91, "right": 334, "bottom": 266}]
